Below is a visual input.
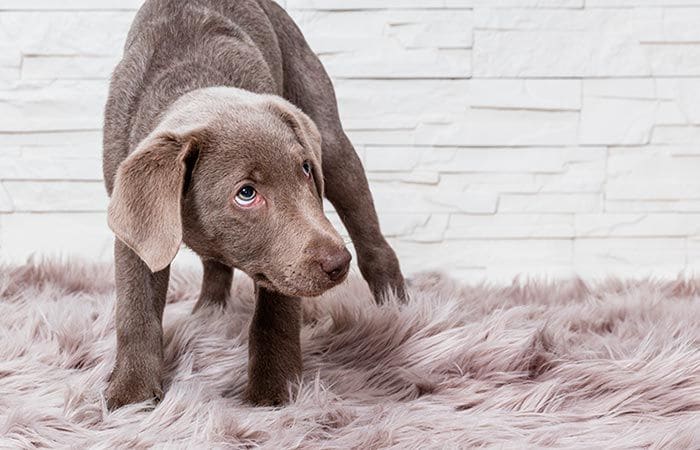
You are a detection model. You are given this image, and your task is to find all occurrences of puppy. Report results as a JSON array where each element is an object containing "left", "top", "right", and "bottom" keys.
[{"left": 102, "top": 0, "right": 406, "bottom": 408}]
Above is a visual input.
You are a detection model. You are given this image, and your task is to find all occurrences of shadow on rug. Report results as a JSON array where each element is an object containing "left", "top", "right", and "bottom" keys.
[{"left": 0, "top": 259, "right": 698, "bottom": 448}]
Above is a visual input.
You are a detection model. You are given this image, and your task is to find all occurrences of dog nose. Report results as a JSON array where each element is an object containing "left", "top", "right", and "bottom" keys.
[{"left": 319, "top": 248, "right": 351, "bottom": 281}]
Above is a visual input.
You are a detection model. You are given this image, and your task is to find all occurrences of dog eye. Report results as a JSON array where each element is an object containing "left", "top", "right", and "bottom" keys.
[
  {"left": 302, "top": 161, "right": 312, "bottom": 177},
  {"left": 235, "top": 185, "right": 257, "bottom": 206}
]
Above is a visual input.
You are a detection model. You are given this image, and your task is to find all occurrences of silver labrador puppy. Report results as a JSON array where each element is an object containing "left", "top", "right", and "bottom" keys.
[{"left": 102, "top": 0, "right": 406, "bottom": 408}]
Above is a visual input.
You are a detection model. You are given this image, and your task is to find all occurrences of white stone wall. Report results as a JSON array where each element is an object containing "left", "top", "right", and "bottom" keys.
[{"left": 2, "top": 0, "right": 700, "bottom": 282}]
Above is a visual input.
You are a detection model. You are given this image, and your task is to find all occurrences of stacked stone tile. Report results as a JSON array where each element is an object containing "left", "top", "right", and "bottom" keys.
[{"left": 2, "top": 0, "right": 699, "bottom": 282}]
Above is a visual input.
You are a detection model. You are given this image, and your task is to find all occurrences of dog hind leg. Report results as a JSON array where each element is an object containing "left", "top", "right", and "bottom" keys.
[{"left": 193, "top": 259, "right": 233, "bottom": 312}]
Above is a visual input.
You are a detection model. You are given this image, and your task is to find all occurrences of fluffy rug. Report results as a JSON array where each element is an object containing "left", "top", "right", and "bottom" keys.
[{"left": 0, "top": 260, "right": 698, "bottom": 449}]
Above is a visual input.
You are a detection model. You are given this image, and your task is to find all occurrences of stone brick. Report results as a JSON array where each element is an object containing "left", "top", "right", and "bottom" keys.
[
  {"left": 684, "top": 237, "right": 700, "bottom": 270},
  {"left": 435, "top": 147, "right": 606, "bottom": 196},
  {"left": 584, "top": 79, "right": 657, "bottom": 100},
  {"left": 0, "top": 212, "right": 113, "bottom": 263},
  {"left": 535, "top": 159, "right": 607, "bottom": 193},
  {"left": 364, "top": 148, "right": 422, "bottom": 172},
  {"left": 648, "top": 44, "right": 700, "bottom": 76},
  {"left": 446, "top": 214, "right": 575, "bottom": 239},
  {"left": 335, "top": 79, "right": 470, "bottom": 130},
  {"left": 2, "top": 181, "right": 107, "bottom": 212},
  {"left": 641, "top": 8, "right": 700, "bottom": 43},
  {"left": 0, "top": 80, "right": 108, "bottom": 132},
  {"left": 474, "top": 7, "right": 654, "bottom": 32},
  {"left": 287, "top": 0, "right": 473, "bottom": 10},
  {"left": 0, "top": 0, "right": 144, "bottom": 9},
  {"left": 474, "top": 29, "right": 650, "bottom": 77},
  {"left": 656, "top": 79, "right": 700, "bottom": 124},
  {"left": 587, "top": 0, "right": 700, "bottom": 6},
  {"left": 21, "top": 142, "right": 103, "bottom": 159},
  {"left": 0, "top": 184, "right": 13, "bottom": 212},
  {"left": 370, "top": 182, "right": 498, "bottom": 214},
  {"left": 0, "top": 11, "right": 135, "bottom": 56},
  {"left": 574, "top": 238, "right": 687, "bottom": 278},
  {"left": 605, "top": 200, "right": 700, "bottom": 213},
  {"left": 575, "top": 214, "right": 700, "bottom": 237},
  {"left": 290, "top": 0, "right": 581, "bottom": 7},
  {"left": 401, "top": 214, "right": 450, "bottom": 242},
  {"left": 572, "top": 78, "right": 700, "bottom": 144},
  {"left": 414, "top": 110, "right": 579, "bottom": 147},
  {"left": 365, "top": 147, "right": 570, "bottom": 173},
  {"left": 326, "top": 210, "right": 450, "bottom": 242},
  {"left": 469, "top": 79, "right": 581, "bottom": 111},
  {"left": 652, "top": 126, "right": 700, "bottom": 144},
  {"left": 0, "top": 130, "right": 101, "bottom": 148},
  {"left": 392, "top": 238, "right": 574, "bottom": 277},
  {"left": 345, "top": 129, "right": 415, "bottom": 147},
  {"left": 0, "top": 153, "right": 102, "bottom": 181},
  {"left": 439, "top": 172, "right": 540, "bottom": 195},
  {"left": 22, "top": 56, "right": 119, "bottom": 80},
  {"left": 607, "top": 148, "right": 700, "bottom": 200},
  {"left": 473, "top": 0, "right": 582, "bottom": 6},
  {"left": 580, "top": 97, "right": 657, "bottom": 145},
  {"left": 472, "top": 7, "right": 661, "bottom": 78},
  {"left": 322, "top": 49, "right": 471, "bottom": 80},
  {"left": 367, "top": 171, "right": 440, "bottom": 185},
  {"left": 499, "top": 193, "right": 602, "bottom": 213},
  {"left": 378, "top": 213, "right": 435, "bottom": 238},
  {"left": 0, "top": 146, "right": 21, "bottom": 157},
  {"left": 289, "top": 9, "right": 472, "bottom": 78},
  {"left": 0, "top": 44, "right": 20, "bottom": 68}
]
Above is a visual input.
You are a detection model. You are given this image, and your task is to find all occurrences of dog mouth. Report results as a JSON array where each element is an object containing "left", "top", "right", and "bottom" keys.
[
  {"left": 253, "top": 272, "right": 272, "bottom": 285},
  {"left": 253, "top": 271, "right": 342, "bottom": 298}
]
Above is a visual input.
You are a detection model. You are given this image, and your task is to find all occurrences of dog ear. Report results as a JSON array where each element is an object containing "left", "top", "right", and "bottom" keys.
[
  {"left": 268, "top": 101, "right": 324, "bottom": 198},
  {"left": 107, "top": 131, "right": 201, "bottom": 272}
]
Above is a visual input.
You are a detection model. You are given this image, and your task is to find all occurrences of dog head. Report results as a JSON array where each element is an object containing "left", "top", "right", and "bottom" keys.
[{"left": 107, "top": 87, "right": 351, "bottom": 297}]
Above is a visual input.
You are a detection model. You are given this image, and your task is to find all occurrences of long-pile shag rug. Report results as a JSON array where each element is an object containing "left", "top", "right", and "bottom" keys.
[{"left": 0, "top": 260, "right": 699, "bottom": 448}]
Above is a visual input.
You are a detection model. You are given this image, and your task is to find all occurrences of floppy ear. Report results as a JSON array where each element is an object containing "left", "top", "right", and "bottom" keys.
[
  {"left": 107, "top": 131, "right": 200, "bottom": 272},
  {"left": 267, "top": 101, "right": 324, "bottom": 197}
]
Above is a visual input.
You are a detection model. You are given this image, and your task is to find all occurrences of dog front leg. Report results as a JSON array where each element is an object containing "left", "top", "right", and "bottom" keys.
[
  {"left": 245, "top": 285, "right": 302, "bottom": 406},
  {"left": 106, "top": 238, "right": 169, "bottom": 410}
]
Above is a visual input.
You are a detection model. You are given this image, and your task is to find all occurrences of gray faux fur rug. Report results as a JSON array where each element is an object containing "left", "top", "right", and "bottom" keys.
[{"left": 0, "top": 260, "right": 699, "bottom": 449}]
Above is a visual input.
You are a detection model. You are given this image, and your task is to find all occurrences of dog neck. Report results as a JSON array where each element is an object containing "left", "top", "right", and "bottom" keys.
[{"left": 122, "top": 7, "right": 282, "bottom": 155}]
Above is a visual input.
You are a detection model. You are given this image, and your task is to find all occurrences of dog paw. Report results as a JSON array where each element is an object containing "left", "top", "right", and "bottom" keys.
[
  {"left": 105, "top": 361, "right": 163, "bottom": 410},
  {"left": 244, "top": 384, "right": 290, "bottom": 407},
  {"left": 359, "top": 247, "right": 408, "bottom": 304}
]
